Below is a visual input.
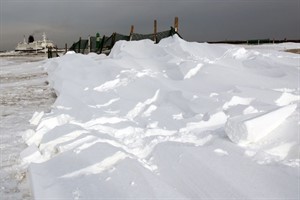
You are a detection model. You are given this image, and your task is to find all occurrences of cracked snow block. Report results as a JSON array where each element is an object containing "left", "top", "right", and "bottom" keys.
[
  {"left": 20, "top": 144, "right": 42, "bottom": 164},
  {"left": 225, "top": 104, "right": 297, "bottom": 144},
  {"left": 29, "top": 111, "right": 44, "bottom": 126}
]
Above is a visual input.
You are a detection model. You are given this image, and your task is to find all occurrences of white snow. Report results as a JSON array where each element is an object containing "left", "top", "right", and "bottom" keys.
[
  {"left": 29, "top": 111, "right": 44, "bottom": 126},
  {"left": 20, "top": 144, "right": 42, "bottom": 164},
  {"left": 275, "top": 92, "right": 300, "bottom": 106},
  {"left": 3, "top": 36, "right": 299, "bottom": 199},
  {"left": 223, "top": 96, "right": 254, "bottom": 110},
  {"left": 214, "top": 148, "right": 229, "bottom": 156},
  {"left": 225, "top": 104, "right": 297, "bottom": 144},
  {"left": 183, "top": 63, "right": 203, "bottom": 79}
]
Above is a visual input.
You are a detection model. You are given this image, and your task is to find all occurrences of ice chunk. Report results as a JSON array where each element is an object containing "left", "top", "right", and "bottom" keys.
[
  {"left": 223, "top": 96, "right": 254, "bottom": 110},
  {"left": 20, "top": 144, "right": 42, "bottom": 164},
  {"left": 22, "top": 129, "right": 36, "bottom": 142},
  {"left": 181, "top": 111, "right": 227, "bottom": 133},
  {"left": 232, "top": 48, "right": 248, "bottom": 59},
  {"left": 243, "top": 106, "right": 259, "bottom": 115},
  {"left": 214, "top": 149, "right": 229, "bottom": 156},
  {"left": 275, "top": 92, "right": 300, "bottom": 106},
  {"left": 29, "top": 111, "right": 44, "bottom": 126},
  {"left": 66, "top": 51, "right": 76, "bottom": 54},
  {"left": 184, "top": 63, "right": 203, "bottom": 79},
  {"left": 225, "top": 104, "right": 297, "bottom": 144},
  {"left": 265, "top": 142, "right": 296, "bottom": 160}
]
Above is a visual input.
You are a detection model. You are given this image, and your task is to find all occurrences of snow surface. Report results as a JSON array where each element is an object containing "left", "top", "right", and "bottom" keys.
[{"left": 18, "top": 36, "right": 300, "bottom": 199}]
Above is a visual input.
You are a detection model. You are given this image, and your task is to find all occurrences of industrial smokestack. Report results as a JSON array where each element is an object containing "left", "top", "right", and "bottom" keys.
[{"left": 28, "top": 35, "right": 34, "bottom": 43}]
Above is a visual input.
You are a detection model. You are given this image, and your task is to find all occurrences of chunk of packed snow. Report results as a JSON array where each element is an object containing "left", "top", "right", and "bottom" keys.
[
  {"left": 264, "top": 142, "right": 297, "bottom": 160},
  {"left": 243, "top": 106, "right": 259, "bottom": 115},
  {"left": 22, "top": 129, "right": 36, "bottom": 141},
  {"left": 20, "top": 144, "right": 42, "bottom": 164},
  {"left": 275, "top": 92, "right": 300, "bottom": 106},
  {"left": 223, "top": 96, "right": 254, "bottom": 110},
  {"left": 180, "top": 111, "right": 227, "bottom": 133},
  {"left": 225, "top": 104, "right": 297, "bottom": 144},
  {"left": 183, "top": 63, "right": 203, "bottom": 79},
  {"left": 214, "top": 148, "right": 229, "bottom": 156},
  {"left": 29, "top": 111, "right": 44, "bottom": 126},
  {"left": 231, "top": 47, "right": 248, "bottom": 59}
]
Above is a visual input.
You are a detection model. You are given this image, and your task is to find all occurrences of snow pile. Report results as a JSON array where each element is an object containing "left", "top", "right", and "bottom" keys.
[{"left": 21, "top": 36, "right": 300, "bottom": 199}]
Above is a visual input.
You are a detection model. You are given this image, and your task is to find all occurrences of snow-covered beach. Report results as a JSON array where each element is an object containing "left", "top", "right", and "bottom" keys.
[
  {"left": 0, "top": 55, "right": 55, "bottom": 199},
  {"left": 1, "top": 36, "right": 299, "bottom": 199}
]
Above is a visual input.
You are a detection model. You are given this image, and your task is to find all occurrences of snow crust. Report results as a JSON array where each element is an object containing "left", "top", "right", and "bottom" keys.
[{"left": 20, "top": 36, "right": 300, "bottom": 199}]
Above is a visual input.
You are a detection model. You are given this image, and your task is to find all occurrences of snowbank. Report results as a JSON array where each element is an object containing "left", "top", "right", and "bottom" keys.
[{"left": 21, "top": 36, "right": 300, "bottom": 199}]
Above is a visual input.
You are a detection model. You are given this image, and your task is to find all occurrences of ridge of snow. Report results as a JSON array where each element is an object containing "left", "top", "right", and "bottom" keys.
[{"left": 20, "top": 36, "right": 300, "bottom": 199}]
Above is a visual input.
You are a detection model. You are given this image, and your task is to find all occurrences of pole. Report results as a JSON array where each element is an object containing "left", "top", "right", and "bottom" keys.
[
  {"left": 99, "top": 35, "right": 105, "bottom": 54},
  {"left": 130, "top": 25, "right": 134, "bottom": 41},
  {"left": 174, "top": 16, "right": 179, "bottom": 32},
  {"left": 88, "top": 35, "right": 91, "bottom": 53},
  {"left": 48, "top": 46, "right": 52, "bottom": 58},
  {"left": 96, "top": 32, "right": 100, "bottom": 52},
  {"left": 111, "top": 32, "right": 116, "bottom": 48},
  {"left": 65, "top": 43, "right": 67, "bottom": 54},
  {"left": 78, "top": 37, "right": 81, "bottom": 53},
  {"left": 154, "top": 20, "right": 157, "bottom": 43}
]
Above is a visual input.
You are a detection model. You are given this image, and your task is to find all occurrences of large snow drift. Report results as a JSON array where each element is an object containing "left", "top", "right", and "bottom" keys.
[{"left": 22, "top": 36, "right": 299, "bottom": 199}]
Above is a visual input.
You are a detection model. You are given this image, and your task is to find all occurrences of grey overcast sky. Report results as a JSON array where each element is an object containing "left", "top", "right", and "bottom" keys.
[{"left": 0, "top": 0, "right": 299, "bottom": 51}]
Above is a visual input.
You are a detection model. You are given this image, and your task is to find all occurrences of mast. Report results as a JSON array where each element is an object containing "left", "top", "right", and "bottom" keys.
[
  {"left": 43, "top": 32, "right": 47, "bottom": 54},
  {"left": 42, "top": 32, "right": 46, "bottom": 42}
]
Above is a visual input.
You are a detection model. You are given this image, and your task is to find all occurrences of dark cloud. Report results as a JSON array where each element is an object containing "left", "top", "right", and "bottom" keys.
[{"left": 1, "top": 0, "right": 299, "bottom": 51}]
